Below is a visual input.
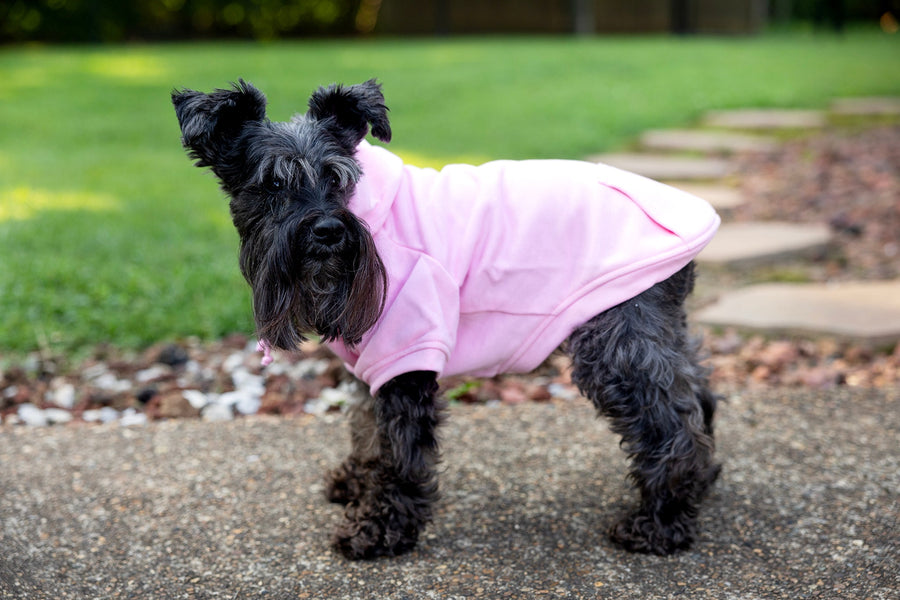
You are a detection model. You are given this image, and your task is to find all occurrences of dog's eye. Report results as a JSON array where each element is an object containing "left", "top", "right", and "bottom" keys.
[{"left": 265, "top": 176, "right": 285, "bottom": 194}]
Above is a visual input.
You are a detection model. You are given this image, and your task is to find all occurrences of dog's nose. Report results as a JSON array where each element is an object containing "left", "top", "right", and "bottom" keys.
[{"left": 312, "top": 217, "right": 346, "bottom": 246}]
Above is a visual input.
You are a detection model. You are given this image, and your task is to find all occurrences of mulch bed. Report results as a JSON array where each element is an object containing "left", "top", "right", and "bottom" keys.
[{"left": 734, "top": 124, "right": 900, "bottom": 281}]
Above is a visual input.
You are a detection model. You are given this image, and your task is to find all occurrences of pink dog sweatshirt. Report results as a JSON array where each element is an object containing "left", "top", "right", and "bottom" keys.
[{"left": 325, "top": 141, "right": 720, "bottom": 393}]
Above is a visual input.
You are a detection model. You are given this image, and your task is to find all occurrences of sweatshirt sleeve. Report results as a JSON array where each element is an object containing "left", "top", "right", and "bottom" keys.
[{"left": 345, "top": 241, "right": 460, "bottom": 395}]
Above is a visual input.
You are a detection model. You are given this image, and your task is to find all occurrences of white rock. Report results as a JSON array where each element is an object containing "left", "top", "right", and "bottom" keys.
[
  {"left": 82, "top": 407, "right": 121, "bottom": 424},
  {"left": 119, "top": 409, "right": 148, "bottom": 427},
  {"left": 136, "top": 365, "right": 171, "bottom": 383},
  {"left": 81, "top": 409, "right": 101, "bottom": 422},
  {"left": 82, "top": 363, "right": 109, "bottom": 381},
  {"left": 289, "top": 359, "right": 330, "bottom": 380},
  {"left": 216, "top": 390, "right": 243, "bottom": 407},
  {"left": 4, "top": 385, "right": 18, "bottom": 399},
  {"left": 265, "top": 361, "right": 287, "bottom": 376},
  {"left": 22, "top": 354, "right": 41, "bottom": 375},
  {"left": 182, "top": 390, "right": 209, "bottom": 410},
  {"left": 93, "top": 373, "right": 131, "bottom": 393},
  {"left": 202, "top": 403, "right": 234, "bottom": 422},
  {"left": 18, "top": 403, "right": 48, "bottom": 427},
  {"left": 44, "top": 408, "right": 74, "bottom": 425},
  {"left": 319, "top": 386, "right": 350, "bottom": 405},
  {"left": 303, "top": 397, "right": 332, "bottom": 415},
  {"left": 232, "top": 369, "right": 265, "bottom": 395},
  {"left": 305, "top": 382, "right": 358, "bottom": 414},
  {"left": 215, "top": 389, "right": 261, "bottom": 415},
  {"left": 47, "top": 381, "right": 76, "bottom": 409},
  {"left": 234, "top": 394, "right": 261, "bottom": 415},
  {"left": 184, "top": 360, "right": 201, "bottom": 376},
  {"left": 547, "top": 383, "right": 579, "bottom": 401},
  {"left": 177, "top": 362, "right": 209, "bottom": 388},
  {"left": 100, "top": 407, "right": 121, "bottom": 423},
  {"left": 222, "top": 352, "right": 246, "bottom": 373}
]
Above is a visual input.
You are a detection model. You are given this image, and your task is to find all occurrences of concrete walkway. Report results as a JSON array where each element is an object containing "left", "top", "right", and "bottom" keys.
[
  {"left": 663, "top": 182, "right": 745, "bottom": 213},
  {"left": 2, "top": 388, "right": 898, "bottom": 599},
  {"left": 586, "top": 152, "right": 733, "bottom": 180},
  {"left": 698, "top": 222, "right": 833, "bottom": 267},
  {"left": 640, "top": 129, "right": 778, "bottom": 154},
  {"left": 703, "top": 109, "right": 828, "bottom": 130},
  {"left": 695, "top": 281, "right": 900, "bottom": 345},
  {"left": 830, "top": 97, "right": 900, "bottom": 117}
]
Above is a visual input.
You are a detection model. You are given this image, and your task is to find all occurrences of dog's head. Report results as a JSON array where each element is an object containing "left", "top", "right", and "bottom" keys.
[{"left": 172, "top": 79, "right": 391, "bottom": 350}]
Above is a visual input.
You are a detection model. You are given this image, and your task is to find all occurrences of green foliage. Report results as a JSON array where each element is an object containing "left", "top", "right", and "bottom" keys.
[
  {"left": 443, "top": 380, "right": 481, "bottom": 402},
  {"left": 0, "top": 32, "right": 898, "bottom": 355},
  {"left": 786, "top": 0, "right": 895, "bottom": 21},
  {"left": 3, "top": 0, "right": 897, "bottom": 43},
  {"left": 1, "top": 0, "right": 361, "bottom": 43}
]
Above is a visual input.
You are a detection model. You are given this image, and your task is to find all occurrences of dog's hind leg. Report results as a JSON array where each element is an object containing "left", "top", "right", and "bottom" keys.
[
  {"left": 332, "top": 371, "right": 445, "bottom": 559},
  {"left": 567, "top": 263, "right": 720, "bottom": 555}
]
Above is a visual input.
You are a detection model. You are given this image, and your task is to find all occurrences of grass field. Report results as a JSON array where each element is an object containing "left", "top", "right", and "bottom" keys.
[{"left": 1, "top": 29, "right": 898, "bottom": 357}]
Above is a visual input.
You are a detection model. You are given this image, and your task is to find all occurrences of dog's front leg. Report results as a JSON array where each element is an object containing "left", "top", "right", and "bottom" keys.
[
  {"left": 324, "top": 382, "right": 380, "bottom": 506},
  {"left": 333, "top": 371, "right": 445, "bottom": 559}
]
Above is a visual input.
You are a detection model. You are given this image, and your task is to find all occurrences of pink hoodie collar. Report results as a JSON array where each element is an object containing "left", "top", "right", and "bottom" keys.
[{"left": 348, "top": 140, "right": 405, "bottom": 234}]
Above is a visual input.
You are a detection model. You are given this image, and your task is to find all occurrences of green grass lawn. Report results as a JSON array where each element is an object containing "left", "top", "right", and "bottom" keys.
[{"left": 1, "top": 29, "right": 898, "bottom": 357}]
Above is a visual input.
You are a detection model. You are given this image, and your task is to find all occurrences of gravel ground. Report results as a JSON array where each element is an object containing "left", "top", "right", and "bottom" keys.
[
  {"left": 1, "top": 387, "right": 897, "bottom": 599},
  {"left": 733, "top": 125, "right": 900, "bottom": 282}
]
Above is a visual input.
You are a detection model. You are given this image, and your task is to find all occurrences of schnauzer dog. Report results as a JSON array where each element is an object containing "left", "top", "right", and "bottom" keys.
[{"left": 172, "top": 79, "right": 722, "bottom": 559}]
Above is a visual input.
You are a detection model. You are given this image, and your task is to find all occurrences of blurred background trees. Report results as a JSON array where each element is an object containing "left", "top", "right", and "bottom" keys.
[
  {"left": 1, "top": 0, "right": 897, "bottom": 43},
  {"left": 1, "top": 0, "right": 361, "bottom": 42}
]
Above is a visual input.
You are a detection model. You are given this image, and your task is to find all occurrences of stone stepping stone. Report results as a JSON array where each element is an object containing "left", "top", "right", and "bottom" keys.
[
  {"left": 590, "top": 153, "right": 732, "bottom": 180},
  {"left": 695, "top": 280, "right": 900, "bottom": 345},
  {"left": 640, "top": 129, "right": 778, "bottom": 154},
  {"left": 662, "top": 182, "right": 744, "bottom": 212},
  {"left": 703, "top": 109, "right": 827, "bottom": 130},
  {"left": 830, "top": 97, "right": 900, "bottom": 116},
  {"left": 698, "top": 222, "right": 832, "bottom": 267}
]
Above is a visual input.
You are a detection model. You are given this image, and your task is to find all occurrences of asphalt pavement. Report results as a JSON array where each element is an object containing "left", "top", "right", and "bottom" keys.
[{"left": 1, "top": 386, "right": 898, "bottom": 599}]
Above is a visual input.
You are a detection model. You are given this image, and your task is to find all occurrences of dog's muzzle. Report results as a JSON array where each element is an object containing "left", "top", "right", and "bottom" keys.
[
  {"left": 296, "top": 211, "right": 357, "bottom": 259},
  {"left": 311, "top": 216, "right": 347, "bottom": 247}
]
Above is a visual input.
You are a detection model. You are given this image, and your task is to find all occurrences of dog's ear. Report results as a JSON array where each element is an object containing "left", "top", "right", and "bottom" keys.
[
  {"left": 307, "top": 79, "right": 391, "bottom": 151},
  {"left": 172, "top": 80, "right": 267, "bottom": 171}
]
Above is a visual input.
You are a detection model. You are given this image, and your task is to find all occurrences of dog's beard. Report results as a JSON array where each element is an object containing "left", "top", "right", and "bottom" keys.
[{"left": 240, "top": 210, "right": 387, "bottom": 350}]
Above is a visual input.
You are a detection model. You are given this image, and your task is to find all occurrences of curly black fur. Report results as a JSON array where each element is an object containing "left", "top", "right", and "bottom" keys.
[
  {"left": 325, "top": 391, "right": 381, "bottom": 505},
  {"left": 329, "top": 371, "right": 446, "bottom": 559},
  {"left": 567, "top": 263, "right": 720, "bottom": 554}
]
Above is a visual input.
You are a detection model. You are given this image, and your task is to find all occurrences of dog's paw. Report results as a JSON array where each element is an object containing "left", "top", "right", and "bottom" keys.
[
  {"left": 333, "top": 512, "right": 419, "bottom": 560},
  {"left": 610, "top": 511, "right": 695, "bottom": 556}
]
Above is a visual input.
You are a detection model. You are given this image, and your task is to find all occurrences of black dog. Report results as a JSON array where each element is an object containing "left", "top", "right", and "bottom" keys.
[{"left": 172, "top": 80, "right": 722, "bottom": 559}]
